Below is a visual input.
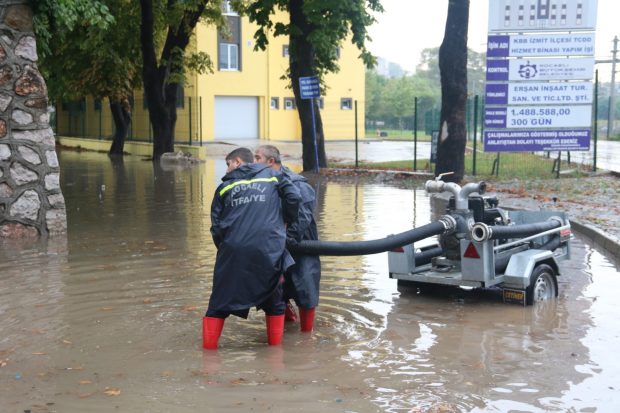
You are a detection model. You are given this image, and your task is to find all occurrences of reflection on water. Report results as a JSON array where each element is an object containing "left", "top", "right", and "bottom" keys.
[{"left": 1, "top": 151, "right": 619, "bottom": 412}]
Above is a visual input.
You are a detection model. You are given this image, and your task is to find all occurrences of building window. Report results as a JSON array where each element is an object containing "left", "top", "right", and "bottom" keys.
[
  {"left": 335, "top": 47, "right": 340, "bottom": 59},
  {"left": 222, "top": 0, "right": 237, "bottom": 15},
  {"left": 176, "top": 87, "right": 184, "bottom": 109},
  {"left": 94, "top": 99, "right": 102, "bottom": 111},
  {"left": 282, "top": 45, "right": 289, "bottom": 57},
  {"left": 219, "top": 43, "right": 239, "bottom": 71},
  {"left": 270, "top": 97, "right": 279, "bottom": 109},
  {"left": 284, "top": 97, "right": 296, "bottom": 110},
  {"left": 340, "top": 98, "right": 352, "bottom": 110}
]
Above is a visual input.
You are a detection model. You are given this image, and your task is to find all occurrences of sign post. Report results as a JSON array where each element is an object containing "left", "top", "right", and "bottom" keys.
[{"left": 299, "top": 76, "right": 321, "bottom": 172}]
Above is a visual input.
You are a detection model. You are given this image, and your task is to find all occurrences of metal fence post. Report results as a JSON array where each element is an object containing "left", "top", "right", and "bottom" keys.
[
  {"left": 189, "top": 97, "right": 193, "bottom": 146},
  {"left": 413, "top": 97, "right": 418, "bottom": 171},
  {"left": 593, "top": 69, "right": 598, "bottom": 172},
  {"left": 473, "top": 95, "right": 478, "bottom": 176},
  {"left": 98, "top": 104, "right": 102, "bottom": 140},
  {"left": 354, "top": 100, "right": 359, "bottom": 168}
]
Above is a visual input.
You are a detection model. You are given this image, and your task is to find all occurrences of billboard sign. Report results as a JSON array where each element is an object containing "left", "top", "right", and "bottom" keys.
[
  {"left": 484, "top": 129, "right": 591, "bottom": 151},
  {"left": 489, "top": 0, "right": 598, "bottom": 32},
  {"left": 485, "top": 81, "right": 593, "bottom": 105},
  {"left": 485, "top": 105, "right": 592, "bottom": 129},
  {"left": 487, "top": 33, "right": 595, "bottom": 57},
  {"left": 486, "top": 57, "right": 595, "bottom": 82}
]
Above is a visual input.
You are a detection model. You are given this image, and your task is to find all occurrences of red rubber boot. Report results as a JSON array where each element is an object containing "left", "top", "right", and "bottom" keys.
[
  {"left": 299, "top": 308, "right": 315, "bottom": 332},
  {"left": 265, "top": 314, "right": 285, "bottom": 346},
  {"left": 202, "top": 316, "right": 225, "bottom": 350}
]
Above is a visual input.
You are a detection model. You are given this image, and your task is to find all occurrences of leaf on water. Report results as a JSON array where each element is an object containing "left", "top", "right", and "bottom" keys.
[
  {"left": 144, "top": 240, "right": 155, "bottom": 244},
  {"left": 103, "top": 387, "right": 121, "bottom": 396},
  {"left": 78, "top": 391, "right": 97, "bottom": 398},
  {"left": 30, "top": 404, "right": 50, "bottom": 412},
  {"left": 160, "top": 371, "right": 174, "bottom": 377},
  {"left": 0, "top": 359, "right": 8, "bottom": 368},
  {"left": 32, "top": 352, "right": 47, "bottom": 356},
  {"left": 100, "top": 307, "right": 114, "bottom": 311},
  {"left": 230, "top": 378, "right": 247, "bottom": 385},
  {"left": 183, "top": 306, "right": 199, "bottom": 312},
  {"left": 79, "top": 380, "right": 93, "bottom": 385},
  {"left": 62, "top": 340, "right": 73, "bottom": 345},
  {"left": 142, "top": 298, "right": 154, "bottom": 304},
  {"left": 0, "top": 348, "right": 15, "bottom": 357}
]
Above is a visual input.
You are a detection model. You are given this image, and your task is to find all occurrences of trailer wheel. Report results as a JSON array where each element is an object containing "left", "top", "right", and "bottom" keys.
[{"left": 526, "top": 264, "right": 558, "bottom": 305}]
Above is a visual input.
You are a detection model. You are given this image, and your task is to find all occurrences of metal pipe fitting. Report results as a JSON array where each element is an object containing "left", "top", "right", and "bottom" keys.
[{"left": 425, "top": 180, "right": 486, "bottom": 210}]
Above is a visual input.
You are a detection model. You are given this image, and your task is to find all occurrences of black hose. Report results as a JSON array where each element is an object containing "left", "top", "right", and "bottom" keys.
[
  {"left": 291, "top": 220, "right": 449, "bottom": 256},
  {"left": 414, "top": 246, "right": 444, "bottom": 266},
  {"left": 489, "top": 219, "right": 561, "bottom": 240}
]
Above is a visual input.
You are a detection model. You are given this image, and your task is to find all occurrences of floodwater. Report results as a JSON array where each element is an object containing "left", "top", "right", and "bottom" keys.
[{"left": 1, "top": 150, "right": 619, "bottom": 413}]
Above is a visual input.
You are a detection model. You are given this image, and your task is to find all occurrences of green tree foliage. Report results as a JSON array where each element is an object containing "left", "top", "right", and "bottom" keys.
[
  {"left": 244, "top": 0, "right": 383, "bottom": 171},
  {"left": 34, "top": 0, "right": 146, "bottom": 154}
]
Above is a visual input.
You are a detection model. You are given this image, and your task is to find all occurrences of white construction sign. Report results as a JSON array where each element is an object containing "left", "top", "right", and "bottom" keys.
[
  {"left": 486, "top": 57, "right": 595, "bottom": 82},
  {"left": 485, "top": 81, "right": 593, "bottom": 105},
  {"left": 485, "top": 105, "right": 594, "bottom": 129}
]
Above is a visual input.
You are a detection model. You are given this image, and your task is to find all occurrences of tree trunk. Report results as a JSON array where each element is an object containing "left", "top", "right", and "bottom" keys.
[
  {"left": 108, "top": 99, "right": 131, "bottom": 155},
  {"left": 434, "top": 0, "right": 470, "bottom": 183},
  {"left": 139, "top": 0, "right": 206, "bottom": 160},
  {"left": 289, "top": 0, "right": 327, "bottom": 172}
]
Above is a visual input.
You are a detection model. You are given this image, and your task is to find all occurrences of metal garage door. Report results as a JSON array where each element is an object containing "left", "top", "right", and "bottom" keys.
[{"left": 214, "top": 96, "right": 259, "bottom": 140}]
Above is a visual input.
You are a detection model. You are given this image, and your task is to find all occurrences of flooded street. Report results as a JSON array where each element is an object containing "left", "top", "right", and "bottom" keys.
[{"left": 1, "top": 150, "right": 619, "bottom": 412}]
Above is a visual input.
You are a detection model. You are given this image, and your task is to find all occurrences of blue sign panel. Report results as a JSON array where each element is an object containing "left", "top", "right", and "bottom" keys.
[
  {"left": 299, "top": 76, "right": 320, "bottom": 99},
  {"left": 484, "top": 129, "right": 591, "bottom": 152}
]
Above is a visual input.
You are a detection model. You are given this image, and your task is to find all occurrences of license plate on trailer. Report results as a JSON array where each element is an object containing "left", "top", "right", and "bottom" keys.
[{"left": 503, "top": 288, "right": 526, "bottom": 305}]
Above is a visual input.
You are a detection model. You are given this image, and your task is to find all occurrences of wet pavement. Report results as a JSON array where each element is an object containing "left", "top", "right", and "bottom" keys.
[{"left": 1, "top": 150, "right": 619, "bottom": 412}]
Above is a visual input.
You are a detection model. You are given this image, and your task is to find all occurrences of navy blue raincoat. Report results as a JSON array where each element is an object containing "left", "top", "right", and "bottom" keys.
[
  {"left": 207, "top": 163, "right": 301, "bottom": 317},
  {"left": 282, "top": 167, "right": 321, "bottom": 309}
]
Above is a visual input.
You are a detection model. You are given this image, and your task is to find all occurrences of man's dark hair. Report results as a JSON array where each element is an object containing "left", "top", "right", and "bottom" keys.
[
  {"left": 257, "top": 145, "right": 281, "bottom": 164},
  {"left": 226, "top": 147, "right": 253, "bottom": 164}
]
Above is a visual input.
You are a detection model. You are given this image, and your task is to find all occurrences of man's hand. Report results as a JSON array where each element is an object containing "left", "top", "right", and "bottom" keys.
[{"left": 286, "top": 236, "right": 299, "bottom": 250}]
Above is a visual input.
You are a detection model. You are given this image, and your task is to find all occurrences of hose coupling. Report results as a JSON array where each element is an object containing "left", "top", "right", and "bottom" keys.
[
  {"left": 471, "top": 222, "right": 491, "bottom": 242},
  {"left": 437, "top": 215, "right": 457, "bottom": 234}
]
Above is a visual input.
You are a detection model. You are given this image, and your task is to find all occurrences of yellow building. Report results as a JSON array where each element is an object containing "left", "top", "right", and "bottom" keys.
[{"left": 55, "top": 5, "right": 365, "bottom": 144}]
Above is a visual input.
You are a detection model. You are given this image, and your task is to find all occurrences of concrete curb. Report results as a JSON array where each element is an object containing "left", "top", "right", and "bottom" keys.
[{"left": 569, "top": 219, "right": 620, "bottom": 259}]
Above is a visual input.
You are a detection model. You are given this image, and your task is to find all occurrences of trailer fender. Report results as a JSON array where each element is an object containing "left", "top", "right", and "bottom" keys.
[{"left": 502, "top": 249, "right": 559, "bottom": 289}]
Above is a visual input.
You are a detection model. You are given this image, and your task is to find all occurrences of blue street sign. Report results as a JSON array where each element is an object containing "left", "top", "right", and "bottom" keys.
[{"left": 299, "top": 76, "right": 320, "bottom": 99}]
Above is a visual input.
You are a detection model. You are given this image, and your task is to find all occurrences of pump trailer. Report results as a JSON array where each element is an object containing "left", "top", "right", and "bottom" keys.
[
  {"left": 387, "top": 178, "right": 571, "bottom": 305},
  {"left": 293, "top": 176, "right": 571, "bottom": 305}
]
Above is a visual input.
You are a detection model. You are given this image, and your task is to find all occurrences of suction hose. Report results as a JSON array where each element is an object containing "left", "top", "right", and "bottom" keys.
[
  {"left": 414, "top": 246, "right": 444, "bottom": 266},
  {"left": 471, "top": 217, "right": 563, "bottom": 241},
  {"left": 291, "top": 216, "right": 456, "bottom": 256}
]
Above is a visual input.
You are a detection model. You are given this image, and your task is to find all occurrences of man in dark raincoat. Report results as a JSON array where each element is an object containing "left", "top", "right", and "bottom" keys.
[
  {"left": 203, "top": 147, "right": 301, "bottom": 349},
  {"left": 255, "top": 145, "right": 321, "bottom": 332}
]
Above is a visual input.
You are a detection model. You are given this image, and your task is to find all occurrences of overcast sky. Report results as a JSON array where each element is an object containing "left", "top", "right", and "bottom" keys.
[{"left": 367, "top": 0, "right": 618, "bottom": 78}]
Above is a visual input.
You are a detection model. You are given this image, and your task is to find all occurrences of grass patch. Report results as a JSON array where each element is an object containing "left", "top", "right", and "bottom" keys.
[{"left": 331, "top": 151, "right": 591, "bottom": 181}]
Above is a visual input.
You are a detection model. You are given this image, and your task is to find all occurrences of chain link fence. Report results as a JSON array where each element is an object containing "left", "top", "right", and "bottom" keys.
[{"left": 364, "top": 95, "right": 604, "bottom": 179}]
